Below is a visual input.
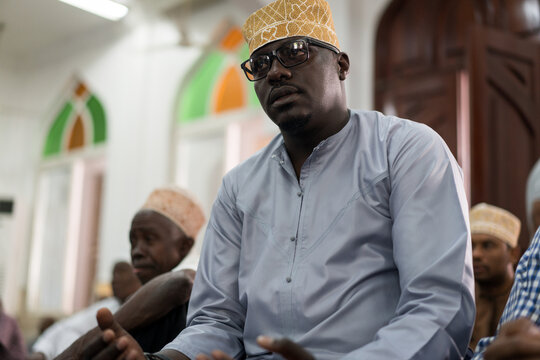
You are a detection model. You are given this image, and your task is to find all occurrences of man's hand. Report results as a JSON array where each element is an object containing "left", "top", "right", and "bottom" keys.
[
  {"left": 484, "top": 318, "right": 540, "bottom": 360},
  {"left": 82, "top": 307, "right": 146, "bottom": 360},
  {"left": 57, "top": 269, "right": 196, "bottom": 360},
  {"left": 194, "top": 336, "right": 315, "bottom": 360}
]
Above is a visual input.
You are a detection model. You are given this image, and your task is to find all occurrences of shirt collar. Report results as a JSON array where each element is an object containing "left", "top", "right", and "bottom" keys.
[{"left": 271, "top": 110, "right": 354, "bottom": 163}]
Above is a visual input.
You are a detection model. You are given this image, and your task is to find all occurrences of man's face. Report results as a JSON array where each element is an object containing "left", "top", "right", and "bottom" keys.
[
  {"left": 129, "top": 210, "right": 188, "bottom": 284},
  {"left": 252, "top": 37, "right": 345, "bottom": 134},
  {"left": 472, "top": 233, "right": 514, "bottom": 285}
]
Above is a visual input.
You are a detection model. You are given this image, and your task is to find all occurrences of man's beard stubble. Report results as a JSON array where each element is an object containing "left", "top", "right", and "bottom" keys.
[{"left": 278, "top": 113, "right": 311, "bottom": 134}]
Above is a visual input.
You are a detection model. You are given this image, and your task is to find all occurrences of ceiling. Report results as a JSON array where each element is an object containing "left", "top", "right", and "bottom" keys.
[
  {"left": 0, "top": 0, "right": 270, "bottom": 60},
  {"left": 0, "top": 0, "right": 115, "bottom": 58}
]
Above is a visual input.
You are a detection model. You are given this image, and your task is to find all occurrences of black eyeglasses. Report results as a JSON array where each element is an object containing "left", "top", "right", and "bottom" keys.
[{"left": 240, "top": 38, "right": 339, "bottom": 81}]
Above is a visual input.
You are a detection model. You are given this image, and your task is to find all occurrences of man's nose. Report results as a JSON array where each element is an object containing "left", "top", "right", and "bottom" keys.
[
  {"left": 131, "top": 240, "right": 146, "bottom": 257},
  {"left": 472, "top": 246, "right": 482, "bottom": 259},
  {"left": 266, "top": 57, "right": 292, "bottom": 82}
]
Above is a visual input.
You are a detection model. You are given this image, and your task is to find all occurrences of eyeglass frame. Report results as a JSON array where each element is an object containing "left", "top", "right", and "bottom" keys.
[{"left": 240, "top": 37, "right": 340, "bottom": 82}]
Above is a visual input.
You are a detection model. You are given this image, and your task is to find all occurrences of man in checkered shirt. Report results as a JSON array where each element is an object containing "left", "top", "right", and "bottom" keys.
[
  {"left": 472, "top": 226, "right": 540, "bottom": 359},
  {"left": 473, "top": 160, "right": 540, "bottom": 360}
]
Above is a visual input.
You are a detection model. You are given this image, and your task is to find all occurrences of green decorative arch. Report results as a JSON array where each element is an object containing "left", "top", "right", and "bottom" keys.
[
  {"left": 43, "top": 83, "right": 107, "bottom": 157},
  {"left": 87, "top": 95, "right": 107, "bottom": 144},
  {"left": 177, "top": 39, "right": 260, "bottom": 124},
  {"left": 178, "top": 52, "right": 225, "bottom": 124},
  {"left": 237, "top": 45, "right": 260, "bottom": 108},
  {"left": 43, "top": 102, "right": 74, "bottom": 156}
]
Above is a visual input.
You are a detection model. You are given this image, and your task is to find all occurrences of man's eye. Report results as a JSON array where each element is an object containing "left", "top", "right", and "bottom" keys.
[
  {"left": 287, "top": 42, "right": 306, "bottom": 56},
  {"left": 254, "top": 58, "right": 264, "bottom": 67},
  {"left": 252, "top": 57, "right": 268, "bottom": 71}
]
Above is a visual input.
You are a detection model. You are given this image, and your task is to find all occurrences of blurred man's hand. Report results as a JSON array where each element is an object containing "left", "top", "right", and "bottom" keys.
[
  {"left": 484, "top": 318, "right": 540, "bottom": 360},
  {"left": 195, "top": 336, "right": 315, "bottom": 360}
]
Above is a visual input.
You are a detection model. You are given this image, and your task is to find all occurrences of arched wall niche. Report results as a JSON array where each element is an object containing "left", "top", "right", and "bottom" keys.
[
  {"left": 175, "top": 24, "right": 259, "bottom": 125},
  {"left": 28, "top": 77, "right": 107, "bottom": 315},
  {"left": 43, "top": 80, "right": 107, "bottom": 158}
]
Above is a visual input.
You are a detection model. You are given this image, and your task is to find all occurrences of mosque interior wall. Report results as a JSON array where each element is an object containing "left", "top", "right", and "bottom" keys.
[{"left": 0, "top": 0, "right": 390, "bottom": 337}]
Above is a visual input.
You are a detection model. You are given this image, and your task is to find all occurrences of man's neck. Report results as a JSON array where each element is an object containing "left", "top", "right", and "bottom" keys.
[
  {"left": 477, "top": 270, "right": 515, "bottom": 297},
  {"left": 282, "top": 108, "right": 350, "bottom": 179}
]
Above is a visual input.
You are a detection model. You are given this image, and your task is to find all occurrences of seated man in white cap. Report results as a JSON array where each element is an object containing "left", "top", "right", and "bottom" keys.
[
  {"left": 126, "top": 186, "right": 205, "bottom": 351},
  {"left": 84, "top": 1, "right": 474, "bottom": 359},
  {"left": 468, "top": 203, "right": 521, "bottom": 350},
  {"left": 52, "top": 186, "right": 205, "bottom": 359}
]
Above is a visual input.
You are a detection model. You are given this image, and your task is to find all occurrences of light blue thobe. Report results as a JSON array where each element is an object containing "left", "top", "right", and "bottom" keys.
[{"left": 165, "top": 110, "right": 475, "bottom": 359}]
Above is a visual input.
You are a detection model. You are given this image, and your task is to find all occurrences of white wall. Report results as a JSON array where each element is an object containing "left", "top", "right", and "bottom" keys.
[
  {"left": 97, "top": 0, "right": 255, "bottom": 283},
  {"left": 91, "top": 23, "right": 202, "bottom": 284},
  {"left": 0, "top": 0, "right": 391, "bottom": 315},
  {"left": 0, "top": 5, "right": 205, "bottom": 308},
  {"left": 0, "top": 57, "right": 43, "bottom": 314},
  {"left": 345, "top": 0, "right": 391, "bottom": 110}
]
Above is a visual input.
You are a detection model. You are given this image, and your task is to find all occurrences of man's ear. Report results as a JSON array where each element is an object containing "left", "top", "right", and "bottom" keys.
[
  {"left": 510, "top": 245, "right": 521, "bottom": 266},
  {"left": 337, "top": 52, "right": 350, "bottom": 80},
  {"left": 177, "top": 236, "right": 194, "bottom": 259}
]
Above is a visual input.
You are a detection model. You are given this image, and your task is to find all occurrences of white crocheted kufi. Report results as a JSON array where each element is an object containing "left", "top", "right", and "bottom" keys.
[
  {"left": 141, "top": 186, "right": 205, "bottom": 239},
  {"left": 470, "top": 203, "right": 521, "bottom": 248}
]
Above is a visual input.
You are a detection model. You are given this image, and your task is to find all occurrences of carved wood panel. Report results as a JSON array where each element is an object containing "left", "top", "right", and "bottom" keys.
[
  {"left": 376, "top": 0, "right": 540, "bottom": 249},
  {"left": 377, "top": 72, "right": 459, "bottom": 157},
  {"left": 470, "top": 26, "right": 540, "bottom": 249}
]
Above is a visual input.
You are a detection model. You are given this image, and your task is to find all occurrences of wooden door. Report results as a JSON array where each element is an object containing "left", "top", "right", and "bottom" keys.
[
  {"left": 469, "top": 26, "right": 540, "bottom": 249},
  {"left": 377, "top": 72, "right": 459, "bottom": 157},
  {"left": 376, "top": 71, "right": 472, "bottom": 199}
]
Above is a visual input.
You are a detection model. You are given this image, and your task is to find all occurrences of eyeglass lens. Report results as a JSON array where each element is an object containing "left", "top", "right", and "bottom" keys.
[{"left": 243, "top": 40, "right": 309, "bottom": 81}]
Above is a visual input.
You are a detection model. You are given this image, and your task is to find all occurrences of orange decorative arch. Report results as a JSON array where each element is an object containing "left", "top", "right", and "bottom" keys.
[
  {"left": 213, "top": 66, "right": 246, "bottom": 113},
  {"left": 68, "top": 116, "right": 85, "bottom": 150}
]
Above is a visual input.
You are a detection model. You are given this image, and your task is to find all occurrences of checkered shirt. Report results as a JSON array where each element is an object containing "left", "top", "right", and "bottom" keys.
[{"left": 472, "top": 227, "right": 540, "bottom": 359}]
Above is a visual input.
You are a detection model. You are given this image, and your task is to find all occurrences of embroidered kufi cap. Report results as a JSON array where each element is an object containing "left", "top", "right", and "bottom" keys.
[
  {"left": 242, "top": 0, "right": 340, "bottom": 55},
  {"left": 141, "top": 186, "right": 205, "bottom": 240},
  {"left": 470, "top": 203, "right": 521, "bottom": 248}
]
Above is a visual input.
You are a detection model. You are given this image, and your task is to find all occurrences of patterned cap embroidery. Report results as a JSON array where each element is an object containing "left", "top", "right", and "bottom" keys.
[{"left": 242, "top": 0, "right": 340, "bottom": 55}]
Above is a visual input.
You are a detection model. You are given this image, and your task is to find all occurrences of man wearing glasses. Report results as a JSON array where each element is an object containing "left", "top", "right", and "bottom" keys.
[{"left": 86, "top": 1, "right": 474, "bottom": 359}]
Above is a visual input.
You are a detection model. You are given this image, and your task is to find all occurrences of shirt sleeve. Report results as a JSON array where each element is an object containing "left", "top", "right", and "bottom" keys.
[
  {"left": 342, "top": 122, "right": 475, "bottom": 360},
  {"left": 472, "top": 227, "right": 540, "bottom": 359},
  {"left": 32, "top": 298, "right": 120, "bottom": 359},
  {"left": 163, "top": 179, "right": 246, "bottom": 359},
  {"left": 32, "top": 321, "right": 81, "bottom": 359}
]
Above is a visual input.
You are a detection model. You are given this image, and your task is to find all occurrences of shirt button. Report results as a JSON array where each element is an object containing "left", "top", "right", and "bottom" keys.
[
  {"left": 280, "top": 160, "right": 284, "bottom": 165},
  {"left": 290, "top": 236, "right": 296, "bottom": 242},
  {"left": 297, "top": 191, "right": 302, "bottom": 197},
  {"left": 286, "top": 277, "right": 292, "bottom": 283}
]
